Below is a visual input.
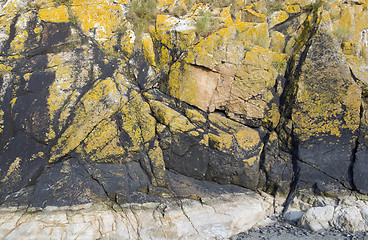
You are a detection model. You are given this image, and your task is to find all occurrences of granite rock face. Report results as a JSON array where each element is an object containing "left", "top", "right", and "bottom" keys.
[{"left": 0, "top": 0, "right": 368, "bottom": 236}]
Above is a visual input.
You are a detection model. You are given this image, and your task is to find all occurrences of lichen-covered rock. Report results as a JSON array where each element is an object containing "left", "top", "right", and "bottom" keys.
[
  {"left": 0, "top": 0, "right": 367, "bottom": 227},
  {"left": 166, "top": 24, "right": 285, "bottom": 127},
  {"left": 289, "top": 10, "right": 361, "bottom": 193}
]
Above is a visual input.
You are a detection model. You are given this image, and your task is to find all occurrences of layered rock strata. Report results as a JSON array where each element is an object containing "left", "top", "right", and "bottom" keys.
[{"left": 0, "top": 0, "right": 368, "bottom": 237}]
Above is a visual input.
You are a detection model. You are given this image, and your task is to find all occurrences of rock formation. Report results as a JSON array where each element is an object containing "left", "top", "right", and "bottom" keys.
[{"left": 0, "top": 0, "right": 368, "bottom": 238}]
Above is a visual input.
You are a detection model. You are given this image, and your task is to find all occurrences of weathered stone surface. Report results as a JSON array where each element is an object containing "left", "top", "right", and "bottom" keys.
[
  {"left": 166, "top": 23, "right": 285, "bottom": 127},
  {"left": 296, "top": 194, "right": 368, "bottom": 233},
  {"left": 0, "top": 1, "right": 368, "bottom": 236},
  {"left": 0, "top": 189, "right": 274, "bottom": 240},
  {"left": 0, "top": 132, "right": 48, "bottom": 203},
  {"left": 275, "top": 9, "right": 362, "bottom": 194},
  {"left": 354, "top": 101, "right": 368, "bottom": 194},
  {"left": 259, "top": 131, "right": 293, "bottom": 195}
]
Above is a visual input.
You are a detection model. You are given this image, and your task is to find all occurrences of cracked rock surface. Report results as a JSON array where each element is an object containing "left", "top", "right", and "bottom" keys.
[
  {"left": 0, "top": 0, "right": 368, "bottom": 238},
  {"left": 0, "top": 186, "right": 274, "bottom": 240}
]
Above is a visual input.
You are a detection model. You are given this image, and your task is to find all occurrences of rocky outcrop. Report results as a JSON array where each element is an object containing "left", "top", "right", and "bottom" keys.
[
  {"left": 0, "top": 0, "right": 368, "bottom": 237},
  {"left": 0, "top": 181, "right": 274, "bottom": 240},
  {"left": 283, "top": 190, "right": 368, "bottom": 233}
]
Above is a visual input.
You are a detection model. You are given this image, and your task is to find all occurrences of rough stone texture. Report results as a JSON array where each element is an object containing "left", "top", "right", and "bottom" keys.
[
  {"left": 299, "top": 197, "right": 368, "bottom": 233},
  {"left": 0, "top": 0, "right": 368, "bottom": 237},
  {"left": 0, "top": 189, "right": 274, "bottom": 240},
  {"left": 291, "top": 23, "right": 361, "bottom": 192}
]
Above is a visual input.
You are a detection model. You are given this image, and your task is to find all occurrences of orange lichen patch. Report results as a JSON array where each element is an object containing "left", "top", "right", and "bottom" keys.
[{"left": 39, "top": 5, "right": 69, "bottom": 22}]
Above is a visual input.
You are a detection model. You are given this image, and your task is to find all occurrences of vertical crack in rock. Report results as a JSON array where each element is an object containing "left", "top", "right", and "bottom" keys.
[
  {"left": 82, "top": 162, "right": 110, "bottom": 200},
  {"left": 277, "top": 8, "right": 321, "bottom": 213},
  {"left": 178, "top": 199, "right": 200, "bottom": 235},
  {"left": 1, "top": 205, "right": 30, "bottom": 239},
  {"left": 109, "top": 204, "right": 135, "bottom": 239},
  {"left": 348, "top": 68, "right": 365, "bottom": 192},
  {"left": 129, "top": 205, "right": 142, "bottom": 240},
  {"left": 349, "top": 103, "right": 362, "bottom": 192}
]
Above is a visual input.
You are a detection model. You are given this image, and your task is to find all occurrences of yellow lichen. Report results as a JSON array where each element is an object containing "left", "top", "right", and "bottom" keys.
[
  {"left": 270, "top": 31, "right": 286, "bottom": 53},
  {"left": 0, "top": 0, "right": 20, "bottom": 45},
  {"left": 82, "top": 119, "right": 124, "bottom": 160},
  {"left": 209, "top": 113, "right": 261, "bottom": 153},
  {"left": 0, "top": 157, "right": 21, "bottom": 183},
  {"left": 149, "top": 100, "right": 195, "bottom": 133},
  {"left": 120, "top": 90, "right": 156, "bottom": 150},
  {"left": 184, "top": 108, "right": 207, "bottom": 124},
  {"left": 159, "top": 46, "right": 172, "bottom": 68},
  {"left": 208, "top": 131, "right": 233, "bottom": 151},
  {"left": 243, "top": 155, "right": 258, "bottom": 166},
  {"left": 240, "top": 23, "right": 270, "bottom": 48},
  {"left": 49, "top": 77, "right": 124, "bottom": 163},
  {"left": 220, "top": 7, "right": 233, "bottom": 27},
  {"left": 9, "top": 12, "right": 31, "bottom": 55},
  {"left": 39, "top": 5, "right": 69, "bottom": 22},
  {"left": 70, "top": 0, "right": 126, "bottom": 54},
  {"left": 121, "top": 29, "right": 135, "bottom": 58},
  {"left": 293, "top": 69, "right": 361, "bottom": 142},
  {"left": 269, "top": 10, "right": 289, "bottom": 28},
  {"left": 148, "top": 140, "right": 166, "bottom": 187},
  {"left": 283, "top": 5, "right": 300, "bottom": 14},
  {"left": 142, "top": 33, "right": 156, "bottom": 67},
  {"left": 263, "top": 103, "right": 281, "bottom": 129}
]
